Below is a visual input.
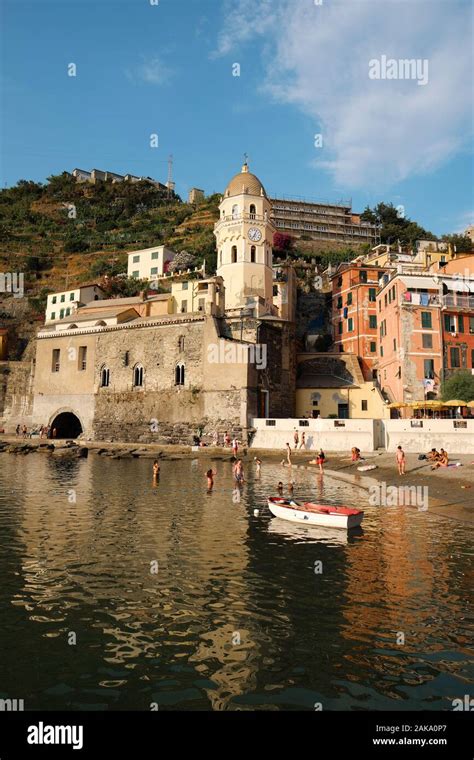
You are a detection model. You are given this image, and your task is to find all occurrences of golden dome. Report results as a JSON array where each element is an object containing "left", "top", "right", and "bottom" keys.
[{"left": 224, "top": 162, "right": 268, "bottom": 198}]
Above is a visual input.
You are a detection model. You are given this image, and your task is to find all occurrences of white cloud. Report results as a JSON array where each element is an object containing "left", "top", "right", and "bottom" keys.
[
  {"left": 126, "top": 56, "right": 173, "bottom": 86},
  {"left": 214, "top": 0, "right": 473, "bottom": 190}
]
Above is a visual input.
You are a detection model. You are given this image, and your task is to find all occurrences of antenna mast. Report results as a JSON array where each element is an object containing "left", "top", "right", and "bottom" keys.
[{"left": 166, "top": 154, "right": 175, "bottom": 198}]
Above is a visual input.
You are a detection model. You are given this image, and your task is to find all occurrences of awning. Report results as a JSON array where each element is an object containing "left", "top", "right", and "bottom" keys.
[{"left": 443, "top": 279, "right": 474, "bottom": 293}]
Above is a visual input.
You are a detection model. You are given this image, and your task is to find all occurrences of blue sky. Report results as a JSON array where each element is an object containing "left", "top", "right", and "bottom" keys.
[{"left": 1, "top": 0, "right": 473, "bottom": 236}]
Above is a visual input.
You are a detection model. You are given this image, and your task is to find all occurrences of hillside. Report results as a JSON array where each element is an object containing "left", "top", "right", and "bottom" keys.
[{"left": 0, "top": 173, "right": 219, "bottom": 297}]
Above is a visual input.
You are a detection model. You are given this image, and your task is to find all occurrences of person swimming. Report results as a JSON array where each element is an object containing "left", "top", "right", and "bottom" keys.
[{"left": 152, "top": 460, "right": 160, "bottom": 480}]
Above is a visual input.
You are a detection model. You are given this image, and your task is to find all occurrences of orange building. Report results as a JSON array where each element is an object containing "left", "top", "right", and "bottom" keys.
[
  {"left": 375, "top": 273, "right": 443, "bottom": 405},
  {"left": 331, "top": 263, "right": 387, "bottom": 380},
  {"left": 441, "top": 281, "right": 474, "bottom": 380}
]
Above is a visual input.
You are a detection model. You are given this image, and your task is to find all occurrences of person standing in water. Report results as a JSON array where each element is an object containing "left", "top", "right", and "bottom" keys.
[
  {"left": 396, "top": 445, "right": 406, "bottom": 475},
  {"left": 316, "top": 448, "right": 325, "bottom": 474},
  {"left": 299, "top": 431, "right": 306, "bottom": 450},
  {"left": 206, "top": 468, "right": 216, "bottom": 490},
  {"left": 285, "top": 442, "right": 292, "bottom": 465},
  {"left": 152, "top": 460, "right": 160, "bottom": 484},
  {"left": 254, "top": 457, "right": 262, "bottom": 476},
  {"left": 293, "top": 429, "right": 299, "bottom": 449}
]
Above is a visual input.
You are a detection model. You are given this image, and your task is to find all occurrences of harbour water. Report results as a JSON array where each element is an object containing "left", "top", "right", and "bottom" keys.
[{"left": 0, "top": 454, "right": 472, "bottom": 711}]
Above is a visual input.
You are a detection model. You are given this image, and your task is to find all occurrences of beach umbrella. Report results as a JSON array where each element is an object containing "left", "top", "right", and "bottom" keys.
[
  {"left": 387, "top": 402, "right": 406, "bottom": 408},
  {"left": 444, "top": 399, "right": 468, "bottom": 406},
  {"left": 467, "top": 400, "right": 474, "bottom": 408}
]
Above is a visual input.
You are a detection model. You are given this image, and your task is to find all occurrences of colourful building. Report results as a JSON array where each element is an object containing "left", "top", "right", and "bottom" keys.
[
  {"left": 331, "top": 263, "right": 386, "bottom": 381},
  {"left": 375, "top": 273, "right": 444, "bottom": 405}
]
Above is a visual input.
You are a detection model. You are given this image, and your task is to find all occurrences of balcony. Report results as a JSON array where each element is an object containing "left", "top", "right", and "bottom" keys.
[
  {"left": 400, "top": 294, "right": 441, "bottom": 307},
  {"left": 441, "top": 293, "right": 474, "bottom": 310},
  {"left": 218, "top": 212, "right": 266, "bottom": 223}
]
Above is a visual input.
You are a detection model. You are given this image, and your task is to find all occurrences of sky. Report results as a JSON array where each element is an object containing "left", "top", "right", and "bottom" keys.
[{"left": 1, "top": 0, "right": 473, "bottom": 237}]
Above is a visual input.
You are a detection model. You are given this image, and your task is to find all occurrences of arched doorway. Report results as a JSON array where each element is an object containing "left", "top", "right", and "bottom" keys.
[{"left": 50, "top": 412, "right": 83, "bottom": 439}]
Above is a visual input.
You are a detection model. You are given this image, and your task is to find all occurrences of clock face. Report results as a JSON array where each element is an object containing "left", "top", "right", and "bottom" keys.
[{"left": 248, "top": 227, "right": 262, "bottom": 242}]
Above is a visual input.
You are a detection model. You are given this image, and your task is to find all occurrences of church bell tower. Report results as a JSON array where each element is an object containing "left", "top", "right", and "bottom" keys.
[{"left": 214, "top": 161, "right": 275, "bottom": 313}]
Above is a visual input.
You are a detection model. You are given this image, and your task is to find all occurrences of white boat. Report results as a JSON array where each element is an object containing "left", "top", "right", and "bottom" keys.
[{"left": 267, "top": 497, "right": 364, "bottom": 530}]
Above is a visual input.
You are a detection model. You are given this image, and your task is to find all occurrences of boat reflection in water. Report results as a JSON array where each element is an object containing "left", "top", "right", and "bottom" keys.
[{"left": 266, "top": 517, "right": 363, "bottom": 546}]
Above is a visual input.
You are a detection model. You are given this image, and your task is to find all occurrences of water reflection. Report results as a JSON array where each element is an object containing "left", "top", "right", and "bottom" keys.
[{"left": 0, "top": 454, "right": 472, "bottom": 711}]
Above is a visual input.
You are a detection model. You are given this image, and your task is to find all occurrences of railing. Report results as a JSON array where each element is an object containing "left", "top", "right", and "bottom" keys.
[
  {"left": 441, "top": 293, "right": 474, "bottom": 310},
  {"left": 219, "top": 212, "right": 266, "bottom": 223}
]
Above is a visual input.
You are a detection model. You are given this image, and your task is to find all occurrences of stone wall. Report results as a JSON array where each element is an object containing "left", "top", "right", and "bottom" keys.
[{"left": 0, "top": 360, "right": 34, "bottom": 431}]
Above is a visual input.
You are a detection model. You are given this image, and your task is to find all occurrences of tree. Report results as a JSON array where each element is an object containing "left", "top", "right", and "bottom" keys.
[
  {"left": 168, "top": 251, "right": 196, "bottom": 272},
  {"left": 440, "top": 371, "right": 474, "bottom": 402},
  {"left": 360, "top": 202, "right": 435, "bottom": 246},
  {"left": 440, "top": 234, "right": 472, "bottom": 253},
  {"left": 273, "top": 232, "right": 295, "bottom": 254}
]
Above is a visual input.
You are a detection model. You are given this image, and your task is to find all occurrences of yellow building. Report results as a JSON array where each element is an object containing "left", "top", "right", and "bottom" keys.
[{"left": 296, "top": 353, "right": 389, "bottom": 419}]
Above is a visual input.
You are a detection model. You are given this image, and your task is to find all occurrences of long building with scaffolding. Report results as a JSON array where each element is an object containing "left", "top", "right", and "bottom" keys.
[{"left": 270, "top": 196, "right": 380, "bottom": 245}]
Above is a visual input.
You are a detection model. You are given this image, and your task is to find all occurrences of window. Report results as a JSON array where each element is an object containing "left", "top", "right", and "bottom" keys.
[
  {"left": 151, "top": 252, "right": 159, "bottom": 260},
  {"left": 458, "top": 315, "right": 464, "bottom": 333},
  {"left": 337, "top": 296, "right": 343, "bottom": 309},
  {"left": 178, "top": 336, "right": 185, "bottom": 352},
  {"left": 369, "top": 315, "right": 377, "bottom": 329},
  {"left": 421, "top": 311, "right": 432, "bottom": 329},
  {"left": 175, "top": 363, "right": 185, "bottom": 385},
  {"left": 198, "top": 298, "right": 205, "bottom": 312},
  {"left": 181, "top": 300, "right": 187, "bottom": 313},
  {"left": 232, "top": 204, "right": 239, "bottom": 219},
  {"left": 100, "top": 366, "right": 110, "bottom": 387},
  {"left": 337, "top": 277, "right": 342, "bottom": 287},
  {"left": 360, "top": 271, "right": 367, "bottom": 283},
  {"left": 470, "top": 317, "right": 474, "bottom": 335},
  {"left": 69, "top": 292, "right": 75, "bottom": 301},
  {"left": 250, "top": 245, "right": 256, "bottom": 263},
  {"left": 370, "top": 341, "right": 376, "bottom": 352},
  {"left": 339, "top": 345, "right": 344, "bottom": 352},
  {"left": 231, "top": 246, "right": 237, "bottom": 263},
  {"left": 249, "top": 204, "right": 256, "bottom": 219},
  {"left": 52, "top": 349, "right": 60, "bottom": 372},
  {"left": 384, "top": 294, "right": 387, "bottom": 307},
  {"left": 150, "top": 267, "right": 158, "bottom": 275},
  {"left": 133, "top": 364, "right": 144, "bottom": 387},
  {"left": 78, "top": 346, "right": 87, "bottom": 371},
  {"left": 424, "top": 359, "right": 434, "bottom": 379},
  {"left": 66, "top": 308, "right": 70, "bottom": 316},
  {"left": 361, "top": 400, "right": 368, "bottom": 411},
  {"left": 51, "top": 312, "right": 55, "bottom": 320},
  {"left": 391, "top": 285, "right": 396, "bottom": 300},
  {"left": 450, "top": 347, "right": 460, "bottom": 368},
  {"left": 60, "top": 309, "right": 65, "bottom": 319},
  {"left": 133, "top": 255, "right": 140, "bottom": 263},
  {"left": 273, "top": 285, "right": 278, "bottom": 297},
  {"left": 132, "top": 270, "right": 139, "bottom": 278},
  {"left": 378, "top": 300, "right": 381, "bottom": 312},
  {"left": 368, "top": 288, "right": 376, "bottom": 302},
  {"left": 348, "top": 317, "right": 353, "bottom": 331},
  {"left": 52, "top": 296, "right": 57, "bottom": 304},
  {"left": 347, "top": 292, "right": 353, "bottom": 305},
  {"left": 422, "top": 333, "right": 433, "bottom": 349},
  {"left": 338, "top": 321, "right": 343, "bottom": 335},
  {"left": 182, "top": 282, "right": 188, "bottom": 290},
  {"left": 60, "top": 294, "right": 65, "bottom": 303},
  {"left": 444, "top": 314, "right": 455, "bottom": 331},
  {"left": 380, "top": 346, "right": 384, "bottom": 357},
  {"left": 393, "top": 338, "right": 396, "bottom": 351}
]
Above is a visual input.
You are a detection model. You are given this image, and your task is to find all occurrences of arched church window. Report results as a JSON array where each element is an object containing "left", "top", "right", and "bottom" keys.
[
  {"left": 133, "top": 363, "right": 144, "bottom": 387},
  {"left": 231, "top": 204, "right": 239, "bottom": 219},
  {"left": 231, "top": 246, "right": 237, "bottom": 264},
  {"left": 249, "top": 204, "right": 256, "bottom": 219},
  {"left": 250, "top": 246, "right": 256, "bottom": 263},
  {"left": 100, "top": 365, "right": 110, "bottom": 387},
  {"left": 175, "top": 363, "right": 185, "bottom": 386}
]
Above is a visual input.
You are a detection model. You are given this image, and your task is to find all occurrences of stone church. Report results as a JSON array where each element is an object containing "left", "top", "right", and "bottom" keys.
[{"left": 29, "top": 162, "right": 297, "bottom": 443}]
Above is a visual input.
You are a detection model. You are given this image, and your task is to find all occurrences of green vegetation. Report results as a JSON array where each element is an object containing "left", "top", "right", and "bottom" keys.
[
  {"left": 441, "top": 371, "right": 474, "bottom": 403},
  {"left": 0, "top": 173, "right": 220, "bottom": 293}
]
